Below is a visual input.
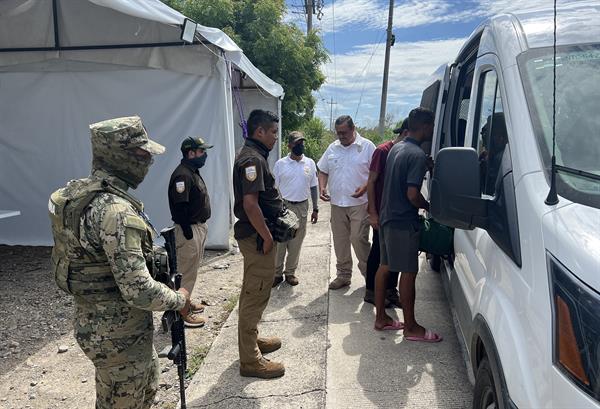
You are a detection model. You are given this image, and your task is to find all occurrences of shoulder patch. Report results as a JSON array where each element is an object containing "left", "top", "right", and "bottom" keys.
[
  {"left": 123, "top": 214, "right": 147, "bottom": 231},
  {"left": 175, "top": 181, "right": 185, "bottom": 193},
  {"left": 245, "top": 165, "right": 257, "bottom": 182}
]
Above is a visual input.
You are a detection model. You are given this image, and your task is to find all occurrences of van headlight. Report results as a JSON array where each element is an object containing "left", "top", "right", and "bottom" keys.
[{"left": 549, "top": 253, "right": 600, "bottom": 402}]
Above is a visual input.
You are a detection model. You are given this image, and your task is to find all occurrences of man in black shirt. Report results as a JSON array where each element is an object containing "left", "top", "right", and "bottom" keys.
[
  {"left": 168, "top": 136, "right": 213, "bottom": 328},
  {"left": 232, "top": 109, "right": 285, "bottom": 379}
]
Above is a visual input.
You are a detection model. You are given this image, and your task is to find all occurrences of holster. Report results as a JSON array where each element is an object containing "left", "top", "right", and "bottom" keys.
[{"left": 268, "top": 208, "right": 300, "bottom": 243}]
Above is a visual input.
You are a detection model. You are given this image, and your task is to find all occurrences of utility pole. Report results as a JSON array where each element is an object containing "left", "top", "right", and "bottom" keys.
[
  {"left": 327, "top": 97, "right": 338, "bottom": 131},
  {"left": 305, "top": 0, "right": 313, "bottom": 33},
  {"left": 378, "top": 0, "right": 394, "bottom": 137}
]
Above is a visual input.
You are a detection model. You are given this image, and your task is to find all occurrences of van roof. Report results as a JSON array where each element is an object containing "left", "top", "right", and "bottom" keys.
[{"left": 511, "top": 2, "right": 600, "bottom": 49}]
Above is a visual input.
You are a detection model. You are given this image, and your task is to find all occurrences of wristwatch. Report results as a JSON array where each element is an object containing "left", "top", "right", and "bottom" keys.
[{"left": 313, "top": 208, "right": 319, "bottom": 213}]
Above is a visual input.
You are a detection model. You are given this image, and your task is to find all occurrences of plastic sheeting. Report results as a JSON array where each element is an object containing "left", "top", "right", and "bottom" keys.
[
  {"left": 0, "top": 67, "right": 235, "bottom": 248},
  {"left": 0, "top": 0, "right": 284, "bottom": 248},
  {"left": 0, "top": 0, "right": 284, "bottom": 98}
]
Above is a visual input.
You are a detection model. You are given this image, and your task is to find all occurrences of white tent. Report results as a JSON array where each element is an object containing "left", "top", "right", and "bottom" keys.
[{"left": 0, "top": 0, "right": 284, "bottom": 249}]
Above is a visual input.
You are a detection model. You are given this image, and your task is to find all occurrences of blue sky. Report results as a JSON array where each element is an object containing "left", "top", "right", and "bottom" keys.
[{"left": 284, "top": 0, "right": 563, "bottom": 128}]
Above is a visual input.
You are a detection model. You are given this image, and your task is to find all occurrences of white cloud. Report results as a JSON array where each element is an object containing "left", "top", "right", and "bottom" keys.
[
  {"left": 311, "top": 0, "right": 585, "bottom": 34},
  {"left": 313, "top": 0, "right": 479, "bottom": 33},
  {"left": 315, "top": 37, "right": 465, "bottom": 126}
]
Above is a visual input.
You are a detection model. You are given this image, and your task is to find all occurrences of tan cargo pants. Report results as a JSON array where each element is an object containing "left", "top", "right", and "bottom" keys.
[
  {"left": 237, "top": 233, "right": 277, "bottom": 364},
  {"left": 275, "top": 199, "right": 308, "bottom": 277},
  {"left": 330, "top": 203, "right": 371, "bottom": 278},
  {"left": 174, "top": 223, "right": 208, "bottom": 295}
]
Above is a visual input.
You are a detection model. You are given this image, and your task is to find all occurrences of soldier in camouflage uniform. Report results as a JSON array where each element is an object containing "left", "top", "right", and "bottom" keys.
[{"left": 48, "top": 116, "right": 190, "bottom": 409}]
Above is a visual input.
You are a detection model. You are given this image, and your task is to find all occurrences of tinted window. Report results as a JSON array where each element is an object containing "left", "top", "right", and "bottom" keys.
[{"left": 474, "top": 70, "right": 508, "bottom": 196}]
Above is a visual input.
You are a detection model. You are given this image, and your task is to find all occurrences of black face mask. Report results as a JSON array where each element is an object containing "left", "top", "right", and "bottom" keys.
[
  {"left": 188, "top": 152, "right": 207, "bottom": 169},
  {"left": 291, "top": 143, "right": 305, "bottom": 156}
]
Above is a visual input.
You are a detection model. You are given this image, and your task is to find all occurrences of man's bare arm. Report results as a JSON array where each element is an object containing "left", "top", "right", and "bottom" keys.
[
  {"left": 407, "top": 186, "right": 430, "bottom": 212},
  {"left": 318, "top": 172, "right": 330, "bottom": 201}
]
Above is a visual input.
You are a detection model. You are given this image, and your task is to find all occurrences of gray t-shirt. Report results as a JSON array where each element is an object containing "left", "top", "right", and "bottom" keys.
[{"left": 379, "top": 137, "right": 427, "bottom": 228}]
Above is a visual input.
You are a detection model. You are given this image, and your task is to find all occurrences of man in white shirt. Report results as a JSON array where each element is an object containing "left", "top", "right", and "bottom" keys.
[
  {"left": 317, "top": 115, "right": 376, "bottom": 290},
  {"left": 272, "top": 131, "right": 319, "bottom": 287}
]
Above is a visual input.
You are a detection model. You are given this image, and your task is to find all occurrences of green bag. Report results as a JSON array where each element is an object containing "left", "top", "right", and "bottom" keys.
[{"left": 418, "top": 217, "right": 454, "bottom": 256}]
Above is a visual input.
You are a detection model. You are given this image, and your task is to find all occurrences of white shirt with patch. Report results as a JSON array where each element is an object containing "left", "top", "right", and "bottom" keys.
[
  {"left": 273, "top": 155, "right": 318, "bottom": 202},
  {"left": 317, "top": 133, "right": 376, "bottom": 207}
]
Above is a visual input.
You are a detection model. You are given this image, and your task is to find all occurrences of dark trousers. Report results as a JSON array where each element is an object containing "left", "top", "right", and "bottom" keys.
[{"left": 366, "top": 228, "right": 399, "bottom": 291}]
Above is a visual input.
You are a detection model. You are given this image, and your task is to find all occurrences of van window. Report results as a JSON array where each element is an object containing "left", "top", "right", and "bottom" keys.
[
  {"left": 420, "top": 80, "right": 441, "bottom": 113},
  {"left": 474, "top": 70, "right": 508, "bottom": 196},
  {"left": 451, "top": 63, "right": 475, "bottom": 148}
]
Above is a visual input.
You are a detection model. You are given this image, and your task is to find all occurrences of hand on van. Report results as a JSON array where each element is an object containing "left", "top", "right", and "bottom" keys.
[{"left": 426, "top": 156, "right": 434, "bottom": 173}]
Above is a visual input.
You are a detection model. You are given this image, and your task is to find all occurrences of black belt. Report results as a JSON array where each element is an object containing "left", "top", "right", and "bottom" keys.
[{"left": 285, "top": 199, "right": 307, "bottom": 205}]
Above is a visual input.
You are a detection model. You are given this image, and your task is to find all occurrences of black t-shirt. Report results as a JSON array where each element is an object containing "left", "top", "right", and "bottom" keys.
[
  {"left": 233, "top": 138, "right": 283, "bottom": 239},
  {"left": 168, "top": 160, "right": 211, "bottom": 224},
  {"left": 380, "top": 137, "right": 427, "bottom": 229}
]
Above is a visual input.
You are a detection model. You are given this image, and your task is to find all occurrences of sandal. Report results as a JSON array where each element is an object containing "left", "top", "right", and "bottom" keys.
[
  {"left": 404, "top": 329, "right": 443, "bottom": 343},
  {"left": 374, "top": 320, "right": 405, "bottom": 331}
]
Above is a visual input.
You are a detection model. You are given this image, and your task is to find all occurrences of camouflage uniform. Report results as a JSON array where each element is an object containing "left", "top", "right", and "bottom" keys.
[{"left": 48, "top": 117, "right": 186, "bottom": 409}]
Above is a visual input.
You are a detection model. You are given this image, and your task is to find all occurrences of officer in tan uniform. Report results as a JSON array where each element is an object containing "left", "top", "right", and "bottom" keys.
[
  {"left": 48, "top": 116, "right": 190, "bottom": 408},
  {"left": 233, "top": 109, "right": 285, "bottom": 378},
  {"left": 168, "top": 136, "right": 214, "bottom": 328}
]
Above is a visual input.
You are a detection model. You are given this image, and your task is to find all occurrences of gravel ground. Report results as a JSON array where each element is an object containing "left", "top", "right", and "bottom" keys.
[{"left": 0, "top": 244, "right": 244, "bottom": 409}]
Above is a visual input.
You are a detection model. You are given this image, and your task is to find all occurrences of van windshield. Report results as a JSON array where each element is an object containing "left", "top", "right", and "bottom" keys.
[{"left": 518, "top": 44, "right": 600, "bottom": 209}]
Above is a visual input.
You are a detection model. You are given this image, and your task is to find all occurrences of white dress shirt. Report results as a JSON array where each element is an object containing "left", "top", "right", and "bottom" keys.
[
  {"left": 273, "top": 155, "right": 318, "bottom": 202},
  {"left": 317, "top": 133, "right": 376, "bottom": 207}
]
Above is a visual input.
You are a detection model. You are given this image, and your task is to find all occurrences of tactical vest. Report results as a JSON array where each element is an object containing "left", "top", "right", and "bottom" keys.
[{"left": 48, "top": 177, "right": 155, "bottom": 302}]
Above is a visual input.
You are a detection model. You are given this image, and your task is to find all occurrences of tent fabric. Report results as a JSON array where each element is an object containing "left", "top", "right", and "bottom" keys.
[
  {"left": 0, "top": 67, "right": 233, "bottom": 247},
  {"left": 0, "top": 0, "right": 283, "bottom": 248},
  {"left": 0, "top": 0, "right": 284, "bottom": 98}
]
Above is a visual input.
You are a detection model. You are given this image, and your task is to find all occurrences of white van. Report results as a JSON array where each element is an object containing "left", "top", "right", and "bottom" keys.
[{"left": 421, "top": 3, "right": 600, "bottom": 409}]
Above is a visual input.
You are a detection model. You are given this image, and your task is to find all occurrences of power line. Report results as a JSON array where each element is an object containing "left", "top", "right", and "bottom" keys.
[{"left": 354, "top": 30, "right": 386, "bottom": 120}]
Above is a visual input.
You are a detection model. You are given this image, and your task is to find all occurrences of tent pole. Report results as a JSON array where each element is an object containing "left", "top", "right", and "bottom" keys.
[{"left": 52, "top": 0, "right": 60, "bottom": 49}]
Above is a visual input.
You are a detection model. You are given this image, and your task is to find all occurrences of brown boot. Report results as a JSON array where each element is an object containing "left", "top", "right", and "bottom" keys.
[
  {"left": 329, "top": 276, "right": 351, "bottom": 290},
  {"left": 183, "top": 312, "right": 206, "bottom": 328},
  {"left": 285, "top": 275, "right": 299, "bottom": 286},
  {"left": 240, "top": 357, "right": 285, "bottom": 379},
  {"left": 190, "top": 301, "right": 205, "bottom": 313},
  {"left": 257, "top": 336, "right": 282, "bottom": 354}
]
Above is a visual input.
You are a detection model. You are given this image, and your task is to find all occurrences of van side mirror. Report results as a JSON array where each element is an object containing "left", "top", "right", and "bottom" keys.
[{"left": 431, "top": 147, "right": 488, "bottom": 230}]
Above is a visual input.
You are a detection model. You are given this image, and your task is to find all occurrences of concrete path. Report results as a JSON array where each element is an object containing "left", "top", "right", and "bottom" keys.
[{"left": 185, "top": 204, "right": 472, "bottom": 408}]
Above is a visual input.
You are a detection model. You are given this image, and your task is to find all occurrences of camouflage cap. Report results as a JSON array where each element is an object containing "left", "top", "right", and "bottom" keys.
[{"left": 90, "top": 116, "right": 165, "bottom": 155}]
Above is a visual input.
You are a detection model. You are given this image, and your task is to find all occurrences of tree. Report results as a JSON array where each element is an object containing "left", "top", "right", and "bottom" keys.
[{"left": 162, "top": 0, "right": 328, "bottom": 133}]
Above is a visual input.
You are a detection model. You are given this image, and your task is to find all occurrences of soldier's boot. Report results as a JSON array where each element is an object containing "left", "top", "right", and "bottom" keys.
[
  {"left": 257, "top": 336, "right": 281, "bottom": 354},
  {"left": 240, "top": 357, "right": 285, "bottom": 379},
  {"left": 183, "top": 312, "right": 206, "bottom": 328}
]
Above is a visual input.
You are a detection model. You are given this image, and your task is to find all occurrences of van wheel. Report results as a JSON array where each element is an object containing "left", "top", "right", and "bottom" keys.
[
  {"left": 473, "top": 358, "right": 498, "bottom": 409},
  {"left": 429, "top": 255, "right": 441, "bottom": 272}
]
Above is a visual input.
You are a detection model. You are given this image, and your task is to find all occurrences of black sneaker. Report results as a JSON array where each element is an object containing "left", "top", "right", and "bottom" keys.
[
  {"left": 363, "top": 289, "right": 392, "bottom": 307},
  {"left": 272, "top": 276, "right": 284, "bottom": 288}
]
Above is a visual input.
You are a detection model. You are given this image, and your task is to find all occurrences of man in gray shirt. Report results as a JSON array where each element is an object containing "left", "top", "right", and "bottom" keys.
[{"left": 373, "top": 107, "right": 442, "bottom": 343}]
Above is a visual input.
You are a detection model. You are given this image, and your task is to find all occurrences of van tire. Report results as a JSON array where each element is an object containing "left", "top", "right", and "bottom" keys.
[
  {"left": 429, "top": 255, "right": 441, "bottom": 272},
  {"left": 473, "top": 358, "right": 498, "bottom": 409}
]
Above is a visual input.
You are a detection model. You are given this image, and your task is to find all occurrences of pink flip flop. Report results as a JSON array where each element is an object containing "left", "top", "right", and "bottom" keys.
[
  {"left": 374, "top": 320, "right": 405, "bottom": 331},
  {"left": 405, "top": 329, "right": 443, "bottom": 343}
]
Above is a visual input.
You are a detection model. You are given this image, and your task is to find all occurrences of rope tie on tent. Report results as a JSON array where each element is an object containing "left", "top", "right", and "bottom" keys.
[{"left": 225, "top": 58, "right": 249, "bottom": 139}]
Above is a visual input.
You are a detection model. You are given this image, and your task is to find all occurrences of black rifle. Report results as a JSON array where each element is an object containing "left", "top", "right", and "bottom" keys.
[{"left": 160, "top": 227, "right": 187, "bottom": 409}]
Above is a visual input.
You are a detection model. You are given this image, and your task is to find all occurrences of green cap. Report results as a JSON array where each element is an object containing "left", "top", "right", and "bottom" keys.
[{"left": 180, "top": 136, "right": 214, "bottom": 153}]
